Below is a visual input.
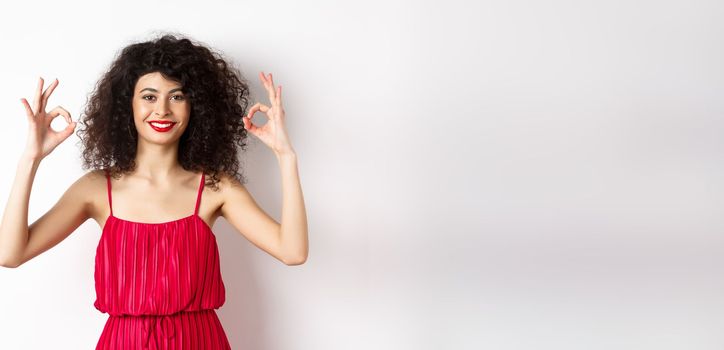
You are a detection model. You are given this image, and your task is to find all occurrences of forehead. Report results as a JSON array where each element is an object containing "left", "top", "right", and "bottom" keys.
[{"left": 135, "top": 72, "right": 182, "bottom": 90}]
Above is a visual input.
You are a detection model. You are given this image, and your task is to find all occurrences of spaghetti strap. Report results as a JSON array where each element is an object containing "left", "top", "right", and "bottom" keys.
[
  {"left": 93, "top": 166, "right": 228, "bottom": 348},
  {"left": 194, "top": 172, "right": 205, "bottom": 216},
  {"left": 105, "top": 170, "right": 113, "bottom": 216}
]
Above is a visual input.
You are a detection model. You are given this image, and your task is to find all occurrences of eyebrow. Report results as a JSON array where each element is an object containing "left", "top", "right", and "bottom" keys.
[{"left": 139, "top": 87, "right": 184, "bottom": 93}]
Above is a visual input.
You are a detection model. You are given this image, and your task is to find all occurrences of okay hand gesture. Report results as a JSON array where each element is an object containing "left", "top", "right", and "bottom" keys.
[
  {"left": 20, "top": 77, "right": 76, "bottom": 161},
  {"left": 243, "top": 72, "right": 295, "bottom": 156}
]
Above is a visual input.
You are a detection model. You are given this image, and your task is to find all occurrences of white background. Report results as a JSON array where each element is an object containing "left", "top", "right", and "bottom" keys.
[{"left": 0, "top": 0, "right": 722, "bottom": 349}]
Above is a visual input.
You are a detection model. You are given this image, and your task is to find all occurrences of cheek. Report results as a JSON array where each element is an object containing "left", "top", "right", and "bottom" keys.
[
  {"left": 173, "top": 103, "right": 191, "bottom": 120},
  {"left": 132, "top": 100, "right": 152, "bottom": 118}
]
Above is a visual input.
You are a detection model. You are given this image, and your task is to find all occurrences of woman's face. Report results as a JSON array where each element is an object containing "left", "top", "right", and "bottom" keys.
[{"left": 131, "top": 72, "right": 191, "bottom": 144}]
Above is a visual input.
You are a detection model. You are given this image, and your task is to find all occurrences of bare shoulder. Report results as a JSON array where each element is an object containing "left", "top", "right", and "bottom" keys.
[
  {"left": 216, "top": 172, "right": 249, "bottom": 201},
  {"left": 76, "top": 169, "right": 110, "bottom": 225},
  {"left": 63, "top": 169, "right": 105, "bottom": 204},
  {"left": 216, "top": 172, "right": 255, "bottom": 212},
  {"left": 217, "top": 172, "right": 245, "bottom": 190},
  {"left": 217, "top": 172, "right": 263, "bottom": 218}
]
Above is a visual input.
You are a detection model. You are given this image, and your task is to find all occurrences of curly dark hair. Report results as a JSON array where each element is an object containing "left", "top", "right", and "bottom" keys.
[{"left": 75, "top": 32, "right": 251, "bottom": 191}]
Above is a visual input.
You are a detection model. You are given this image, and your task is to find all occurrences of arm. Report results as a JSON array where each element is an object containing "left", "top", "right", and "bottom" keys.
[
  {"left": 276, "top": 152, "right": 308, "bottom": 265},
  {"left": 220, "top": 152, "right": 308, "bottom": 265},
  {"left": 228, "top": 71, "right": 308, "bottom": 265},
  {"left": 0, "top": 155, "right": 41, "bottom": 267},
  {"left": 0, "top": 77, "right": 80, "bottom": 268},
  {"left": 0, "top": 157, "right": 91, "bottom": 268}
]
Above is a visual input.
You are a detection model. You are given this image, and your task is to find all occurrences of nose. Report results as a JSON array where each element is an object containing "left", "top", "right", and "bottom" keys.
[{"left": 154, "top": 100, "right": 171, "bottom": 117}]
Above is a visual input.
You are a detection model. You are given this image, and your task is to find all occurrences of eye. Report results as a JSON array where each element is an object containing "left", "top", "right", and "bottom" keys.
[
  {"left": 142, "top": 95, "right": 156, "bottom": 101},
  {"left": 172, "top": 95, "right": 185, "bottom": 100}
]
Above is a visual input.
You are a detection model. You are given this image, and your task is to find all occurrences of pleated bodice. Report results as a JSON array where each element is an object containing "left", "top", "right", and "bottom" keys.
[{"left": 93, "top": 171, "right": 226, "bottom": 316}]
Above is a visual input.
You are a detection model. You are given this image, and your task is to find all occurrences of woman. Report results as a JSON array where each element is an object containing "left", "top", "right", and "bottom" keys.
[{"left": 0, "top": 34, "right": 308, "bottom": 349}]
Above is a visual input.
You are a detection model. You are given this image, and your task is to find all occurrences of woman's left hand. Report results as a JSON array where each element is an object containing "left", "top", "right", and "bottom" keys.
[{"left": 243, "top": 72, "right": 295, "bottom": 156}]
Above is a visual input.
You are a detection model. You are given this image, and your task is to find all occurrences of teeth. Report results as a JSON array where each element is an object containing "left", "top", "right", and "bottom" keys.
[{"left": 150, "top": 122, "right": 173, "bottom": 127}]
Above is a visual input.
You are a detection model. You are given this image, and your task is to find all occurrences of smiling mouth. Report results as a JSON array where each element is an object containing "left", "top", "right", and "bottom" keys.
[{"left": 148, "top": 121, "right": 177, "bottom": 131}]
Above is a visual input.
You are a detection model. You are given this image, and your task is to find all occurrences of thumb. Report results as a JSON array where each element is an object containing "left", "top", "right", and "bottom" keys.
[{"left": 61, "top": 121, "right": 77, "bottom": 139}]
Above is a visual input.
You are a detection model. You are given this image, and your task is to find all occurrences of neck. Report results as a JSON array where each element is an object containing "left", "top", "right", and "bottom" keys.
[{"left": 133, "top": 139, "right": 183, "bottom": 180}]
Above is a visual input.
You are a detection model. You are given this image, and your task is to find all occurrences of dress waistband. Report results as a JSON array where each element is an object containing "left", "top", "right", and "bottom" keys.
[
  {"left": 142, "top": 314, "right": 175, "bottom": 349},
  {"left": 107, "top": 310, "right": 216, "bottom": 349}
]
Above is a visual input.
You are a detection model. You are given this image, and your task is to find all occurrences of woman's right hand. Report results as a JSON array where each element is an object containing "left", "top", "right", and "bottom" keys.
[{"left": 20, "top": 77, "right": 77, "bottom": 161}]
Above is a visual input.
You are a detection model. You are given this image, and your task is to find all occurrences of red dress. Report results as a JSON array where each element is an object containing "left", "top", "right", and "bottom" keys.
[{"left": 94, "top": 171, "right": 230, "bottom": 349}]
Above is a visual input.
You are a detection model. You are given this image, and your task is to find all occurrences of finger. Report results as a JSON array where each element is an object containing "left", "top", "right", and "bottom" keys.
[
  {"left": 53, "top": 119, "right": 75, "bottom": 136},
  {"left": 267, "top": 73, "right": 277, "bottom": 101},
  {"left": 59, "top": 120, "right": 77, "bottom": 139},
  {"left": 242, "top": 115, "right": 256, "bottom": 132},
  {"left": 46, "top": 106, "right": 72, "bottom": 124},
  {"left": 50, "top": 121, "right": 76, "bottom": 146},
  {"left": 259, "top": 71, "right": 277, "bottom": 103},
  {"left": 259, "top": 71, "right": 267, "bottom": 84},
  {"left": 20, "top": 98, "right": 35, "bottom": 118},
  {"left": 41, "top": 78, "right": 59, "bottom": 111},
  {"left": 247, "top": 102, "right": 270, "bottom": 119},
  {"left": 32, "top": 77, "right": 44, "bottom": 113},
  {"left": 243, "top": 115, "right": 262, "bottom": 135}
]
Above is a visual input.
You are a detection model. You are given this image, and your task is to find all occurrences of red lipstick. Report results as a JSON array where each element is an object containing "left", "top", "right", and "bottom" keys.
[{"left": 148, "top": 120, "right": 176, "bottom": 132}]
